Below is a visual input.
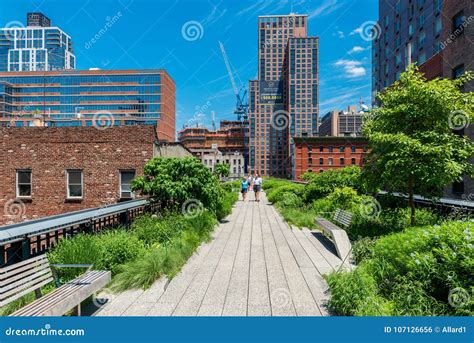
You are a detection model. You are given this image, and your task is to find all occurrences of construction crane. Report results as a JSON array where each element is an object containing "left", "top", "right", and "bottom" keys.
[{"left": 218, "top": 41, "right": 249, "bottom": 121}]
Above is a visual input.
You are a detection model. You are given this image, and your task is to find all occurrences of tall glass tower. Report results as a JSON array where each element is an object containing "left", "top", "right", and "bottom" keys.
[{"left": 0, "top": 13, "right": 75, "bottom": 72}]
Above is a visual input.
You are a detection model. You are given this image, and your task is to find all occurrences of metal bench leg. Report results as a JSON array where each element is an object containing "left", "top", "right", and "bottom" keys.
[{"left": 34, "top": 288, "right": 42, "bottom": 299}]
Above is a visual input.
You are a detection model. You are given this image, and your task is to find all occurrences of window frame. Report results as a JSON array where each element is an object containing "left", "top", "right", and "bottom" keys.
[
  {"left": 119, "top": 170, "right": 136, "bottom": 199},
  {"left": 66, "top": 169, "right": 83, "bottom": 199},
  {"left": 16, "top": 169, "right": 32, "bottom": 198}
]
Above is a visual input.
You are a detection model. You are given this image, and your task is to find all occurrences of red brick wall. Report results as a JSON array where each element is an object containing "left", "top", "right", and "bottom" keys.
[
  {"left": 294, "top": 139, "right": 368, "bottom": 180},
  {"left": 0, "top": 126, "right": 156, "bottom": 225}
]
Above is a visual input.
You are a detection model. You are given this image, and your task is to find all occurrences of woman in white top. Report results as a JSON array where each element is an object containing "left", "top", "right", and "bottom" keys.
[{"left": 253, "top": 173, "right": 263, "bottom": 202}]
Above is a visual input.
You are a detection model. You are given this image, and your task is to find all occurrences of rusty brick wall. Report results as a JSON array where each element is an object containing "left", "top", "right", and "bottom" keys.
[{"left": 0, "top": 126, "right": 156, "bottom": 225}]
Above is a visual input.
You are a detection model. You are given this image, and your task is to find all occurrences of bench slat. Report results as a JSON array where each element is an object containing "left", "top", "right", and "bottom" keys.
[
  {"left": 0, "top": 278, "right": 53, "bottom": 308},
  {"left": 315, "top": 216, "right": 352, "bottom": 261},
  {"left": 0, "top": 255, "right": 49, "bottom": 275},
  {"left": 13, "top": 271, "right": 105, "bottom": 316},
  {"left": 0, "top": 271, "right": 53, "bottom": 300},
  {"left": 0, "top": 268, "right": 52, "bottom": 294},
  {"left": 11, "top": 271, "right": 111, "bottom": 316},
  {"left": 0, "top": 260, "right": 51, "bottom": 286}
]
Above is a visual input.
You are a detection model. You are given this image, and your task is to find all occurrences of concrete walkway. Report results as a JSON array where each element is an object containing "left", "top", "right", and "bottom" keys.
[{"left": 95, "top": 193, "right": 347, "bottom": 316}]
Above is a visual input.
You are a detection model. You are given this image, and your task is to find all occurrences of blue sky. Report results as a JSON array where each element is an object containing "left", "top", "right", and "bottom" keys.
[{"left": 0, "top": 0, "right": 378, "bottom": 134}]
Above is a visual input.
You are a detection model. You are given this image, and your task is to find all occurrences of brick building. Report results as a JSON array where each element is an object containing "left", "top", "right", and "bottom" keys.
[
  {"left": 293, "top": 137, "right": 368, "bottom": 180},
  {"left": 0, "top": 126, "right": 191, "bottom": 225}
]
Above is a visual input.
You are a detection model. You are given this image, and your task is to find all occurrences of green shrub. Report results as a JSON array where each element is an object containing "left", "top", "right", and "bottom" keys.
[
  {"left": 327, "top": 221, "right": 474, "bottom": 316},
  {"left": 267, "top": 184, "right": 305, "bottom": 204},
  {"left": 349, "top": 207, "right": 440, "bottom": 240},
  {"left": 216, "top": 189, "right": 238, "bottom": 221},
  {"left": 262, "top": 178, "right": 293, "bottom": 192},
  {"left": 97, "top": 231, "right": 147, "bottom": 275},
  {"left": 48, "top": 234, "right": 104, "bottom": 281},
  {"left": 352, "top": 237, "right": 377, "bottom": 264},
  {"left": 326, "top": 266, "right": 393, "bottom": 316},
  {"left": 278, "top": 206, "right": 318, "bottom": 229},
  {"left": 48, "top": 230, "right": 147, "bottom": 280},
  {"left": 302, "top": 167, "right": 364, "bottom": 202}
]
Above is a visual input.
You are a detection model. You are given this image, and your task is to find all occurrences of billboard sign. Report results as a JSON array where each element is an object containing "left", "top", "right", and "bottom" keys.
[{"left": 260, "top": 81, "right": 283, "bottom": 104}]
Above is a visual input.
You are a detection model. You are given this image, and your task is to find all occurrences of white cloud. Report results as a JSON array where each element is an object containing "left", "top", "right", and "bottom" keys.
[
  {"left": 308, "top": 0, "right": 344, "bottom": 19},
  {"left": 337, "top": 31, "right": 345, "bottom": 38},
  {"left": 334, "top": 59, "right": 367, "bottom": 78},
  {"left": 348, "top": 46, "right": 366, "bottom": 54}
]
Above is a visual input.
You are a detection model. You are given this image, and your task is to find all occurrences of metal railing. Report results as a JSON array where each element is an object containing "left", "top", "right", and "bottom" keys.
[{"left": 0, "top": 199, "right": 157, "bottom": 267}]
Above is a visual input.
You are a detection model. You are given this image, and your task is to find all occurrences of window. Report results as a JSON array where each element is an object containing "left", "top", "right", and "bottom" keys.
[
  {"left": 408, "top": 23, "right": 414, "bottom": 36},
  {"left": 328, "top": 146, "right": 334, "bottom": 153},
  {"left": 67, "top": 170, "right": 83, "bottom": 199},
  {"left": 351, "top": 158, "right": 356, "bottom": 165},
  {"left": 339, "top": 146, "right": 345, "bottom": 153},
  {"left": 319, "top": 158, "right": 324, "bottom": 165},
  {"left": 328, "top": 158, "right": 334, "bottom": 166},
  {"left": 453, "top": 64, "right": 465, "bottom": 79},
  {"left": 339, "top": 158, "right": 345, "bottom": 165},
  {"left": 319, "top": 146, "right": 324, "bottom": 152},
  {"left": 453, "top": 11, "right": 466, "bottom": 33},
  {"left": 16, "top": 170, "right": 32, "bottom": 197},
  {"left": 120, "top": 170, "right": 135, "bottom": 199},
  {"left": 419, "top": 52, "right": 427, "bottom": 64},
  {"left": 351, "top": 146, "right": 356, "bottom": 153},
  {"left": 452, "top": 181, "right": 464, "bottom": 195},
  {"left": 435, "top": 17, "right": 442, "bottom": 35}
]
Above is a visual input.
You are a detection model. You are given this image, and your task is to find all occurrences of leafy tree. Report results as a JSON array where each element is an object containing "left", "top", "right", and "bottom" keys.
[
  {"left": 132, "top": 157, "right": 223, "bottom": 214},
  {"left": 214, "top": 163, "right": 230, "bottom": 179},
  {"left": 363, "top": 65, "right": 474, "bottom": 225}
]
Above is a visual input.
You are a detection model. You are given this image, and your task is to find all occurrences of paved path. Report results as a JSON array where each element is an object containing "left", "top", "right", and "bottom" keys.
[{"left": 95, "top": 193, "right": 347, "bottom": 316}]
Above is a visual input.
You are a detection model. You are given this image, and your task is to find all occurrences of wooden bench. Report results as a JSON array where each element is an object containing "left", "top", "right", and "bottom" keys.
[
  {"left": 0, "top": 255, "right": 111, "bottom": 316},
  {"left": 315, "top": 208, "right": 353, "bottom": 262}
]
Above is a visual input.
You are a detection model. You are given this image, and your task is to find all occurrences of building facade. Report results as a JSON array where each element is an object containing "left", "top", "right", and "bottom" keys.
[
  {"left": 248, "top": 14, "right": 319, "bottom": 178},
  {"left": 192, "top": 148, "right": 245, "bottom": 179},
  {"left": 293, "top": 137, "right": 368, "bottom": 180},
  {"left": 0, "top": 69, "right": 176, "bottom": 141},
  {"left": 319, "top": 105, "right": 364, "bottom": 137},
  {"left": 0, "top": 13, "right": 75, "bottom": 72},
  {"left": 372, "top": 0, "right": 443, "bottom": 99},
  {"left": 373, "top": 0, "right": 473, "bottom": 199},
  {"left": 0, "top": 126, "right": 192, "bottom": 226}
]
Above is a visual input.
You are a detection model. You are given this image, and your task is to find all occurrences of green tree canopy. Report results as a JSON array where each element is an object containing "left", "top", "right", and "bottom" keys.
[
  {"left": 132, "top": 157, "right": 223, "bottom": 215},
  {"left": 214, "top": 163, "right": 230, "bottom": 179},
  {"left": 363, "top": 65, "right": 474, "bottom": 225}
]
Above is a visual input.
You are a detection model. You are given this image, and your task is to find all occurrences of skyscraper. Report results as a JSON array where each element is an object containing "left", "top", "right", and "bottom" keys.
[
  {"left": 248, "top": 14, "right": 319, "bottom": 177},
  {"left": 0, "top": 13, "right": 75, "bottom": 72}
]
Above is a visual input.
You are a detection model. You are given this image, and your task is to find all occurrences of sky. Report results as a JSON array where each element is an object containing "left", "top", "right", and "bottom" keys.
[{"left": 0, "top": 0, "right": 378, "bottom": 134}]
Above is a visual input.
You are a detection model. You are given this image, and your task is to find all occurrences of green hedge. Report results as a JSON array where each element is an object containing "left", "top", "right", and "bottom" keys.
[{"left": 327, "top": 221, "right": 474, "bottom": 316}]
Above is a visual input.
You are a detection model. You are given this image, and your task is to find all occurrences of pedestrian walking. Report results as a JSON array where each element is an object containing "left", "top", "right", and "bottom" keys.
[
  {"left": 241, "top": 177, "right": 249, "bottom": 201},
  {"left": 253, "top": 173, "right": 263, "bottom": 202}
]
